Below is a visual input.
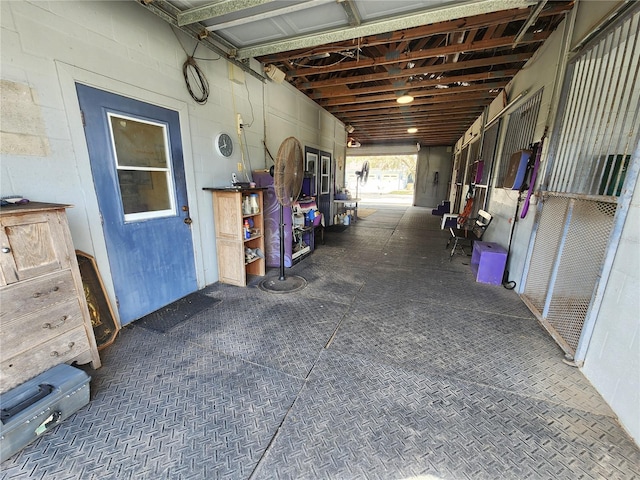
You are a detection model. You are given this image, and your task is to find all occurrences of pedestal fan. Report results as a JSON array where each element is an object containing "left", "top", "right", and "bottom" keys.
[
  {"left": 259, "top": 137, "right": 307, "bottom": 293},
  {"left": 354, "top": 160, "right": 369, "bottom": 201}
]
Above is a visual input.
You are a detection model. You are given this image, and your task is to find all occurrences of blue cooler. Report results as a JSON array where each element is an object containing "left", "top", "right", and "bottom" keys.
[{"left": 0, "top": 364, "right": 91, "bottom": 462}]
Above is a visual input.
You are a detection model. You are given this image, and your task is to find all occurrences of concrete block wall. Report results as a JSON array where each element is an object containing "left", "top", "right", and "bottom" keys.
[
  {"left": 0, "top": 0, "right": 345, "bottom": 316},
  {"left": 584, "top": 170, "right": 640, "bottom": 445}
]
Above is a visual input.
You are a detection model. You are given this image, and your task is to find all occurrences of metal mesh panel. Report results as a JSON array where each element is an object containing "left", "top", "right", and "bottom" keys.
[
  {"left": 545, "top": 199, "right": 617, "bottom": 351},
  {"left": 524, "top": 196, "right": 617, "bottom": 354},
  {"left": 523, "top": 196, "right": 568, "bottom": 310}
]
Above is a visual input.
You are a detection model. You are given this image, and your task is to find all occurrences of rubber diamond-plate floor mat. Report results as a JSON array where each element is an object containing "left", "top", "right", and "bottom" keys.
[
  {"left": 357, "top": 264, "right": 534, "bottom": 317},
  {"left": 170, "top": 290, "right": 348, "bottom": 379},
  {"left": 327, "top": 298, "right": 613, "bottom": 416},
  {"left": 2, "top": 204, "right": 637, "bottom": 479},
  {"left": 252, "top": 351, "right": 640, "bottom": 480},
  {"left": 0, "top": 325, "right": 302, "bottom": 480}
]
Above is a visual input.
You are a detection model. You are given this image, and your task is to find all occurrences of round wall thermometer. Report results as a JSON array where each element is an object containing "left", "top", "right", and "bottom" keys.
[{"left": 215, "top": 133, "right": 233, "bottom": 157}]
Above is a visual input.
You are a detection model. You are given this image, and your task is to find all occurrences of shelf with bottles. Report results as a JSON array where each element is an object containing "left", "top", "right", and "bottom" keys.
[
  {"left": 242, "top": 217, "right": 263, "bottom": 242},
  {"left": 241, "top": 193, "right": 261, "bottom": 217},
  {"left": 206, "top": 187, "right": 266, "bottom": 286}
]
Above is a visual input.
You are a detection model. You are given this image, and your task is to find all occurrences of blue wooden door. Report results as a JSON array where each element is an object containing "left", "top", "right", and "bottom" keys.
[{"left": 76, "top": 84, "right": 197, "bottom": 324}]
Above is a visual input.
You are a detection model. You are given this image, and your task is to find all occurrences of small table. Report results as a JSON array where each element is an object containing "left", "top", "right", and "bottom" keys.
[{"left": 333, "top": 198, "right": 360, "bottom": 224}]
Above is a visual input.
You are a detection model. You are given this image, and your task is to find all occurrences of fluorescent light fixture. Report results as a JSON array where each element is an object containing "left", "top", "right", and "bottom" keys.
[
  {"left": 396, "top": 95, "right": 414, "bottom": 104},
  {"left": 407, "top": 127, "right": 418, "bottom": 134},
  {"left": 309, "top": 52, "right": 331, "bottom": 60}
]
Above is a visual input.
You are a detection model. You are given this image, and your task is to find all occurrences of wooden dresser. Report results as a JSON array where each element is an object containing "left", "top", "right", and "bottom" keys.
[{"left": 0, "top": 202, "right": 101, "bottom": 394}]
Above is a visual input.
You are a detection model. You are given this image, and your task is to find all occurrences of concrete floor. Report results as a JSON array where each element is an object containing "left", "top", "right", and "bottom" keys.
[{"left": 1, "top": 204, "right": 638, "bottom": 479}]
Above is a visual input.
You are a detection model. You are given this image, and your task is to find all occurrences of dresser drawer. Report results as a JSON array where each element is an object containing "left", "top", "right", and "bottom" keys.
[
  {"left": 0, "top": 326, "right": 90, "bottom": 394},
  {"left": 0, "top": 270, "right": 77, "bottom": 322},
  {"left": 0, "top": 299, "right": 85, "bottom": 361}
]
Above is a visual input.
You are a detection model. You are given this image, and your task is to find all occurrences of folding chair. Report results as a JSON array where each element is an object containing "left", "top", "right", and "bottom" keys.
[{"left": 446, "top": 210, "right": 492, "bottom": 259}]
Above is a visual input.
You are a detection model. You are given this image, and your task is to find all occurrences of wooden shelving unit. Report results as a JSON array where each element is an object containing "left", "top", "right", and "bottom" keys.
[{"left": 208, "top": 188, "right": 265, "bottom": 287}]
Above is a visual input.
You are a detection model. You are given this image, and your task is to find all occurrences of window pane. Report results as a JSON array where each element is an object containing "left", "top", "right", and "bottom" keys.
[
  {"left": 110, "top": 116, "right": 168, "bottom": 168},
  {"left": 118, "top": 170, "right": 171, "bottom": 214}
]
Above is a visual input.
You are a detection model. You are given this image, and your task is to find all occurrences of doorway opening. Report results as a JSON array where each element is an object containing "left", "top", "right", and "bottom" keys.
[{"left": 346, "top": 155, "right": 417, "bottom": 206}]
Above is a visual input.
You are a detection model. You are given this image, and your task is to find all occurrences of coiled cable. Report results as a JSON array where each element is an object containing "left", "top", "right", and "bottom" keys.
[{"left": 183, "top": 56, "right": 209, "bottom": 104}]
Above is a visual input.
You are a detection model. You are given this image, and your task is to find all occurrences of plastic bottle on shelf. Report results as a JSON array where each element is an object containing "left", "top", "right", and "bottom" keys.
[
  {"left": 242, "top": 196, "right": 251, "bottom": 215},
  {"left": 244, "top": 219, "right": 251, "bottom": 239},
  {"left": 249, "top": 193, "right": 259, "bottom": 214}
]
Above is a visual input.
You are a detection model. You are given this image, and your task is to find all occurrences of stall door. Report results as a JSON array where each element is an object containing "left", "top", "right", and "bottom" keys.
[{"left": 76, "top": 84, "right": 196, "bottom": 325}]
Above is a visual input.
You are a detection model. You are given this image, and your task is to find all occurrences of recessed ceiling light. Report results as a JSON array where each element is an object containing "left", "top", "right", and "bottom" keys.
[
  {"left": 407, "top": 127, "right": 418, "bottom": 134},
  {"left": 396, "top": 95, "right": 414, "bottom": 104}
]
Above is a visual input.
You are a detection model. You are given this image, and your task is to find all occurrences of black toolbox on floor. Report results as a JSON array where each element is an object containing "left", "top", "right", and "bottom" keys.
[{"left": 0, "top": 364, "right": 91, "bottom": 463}]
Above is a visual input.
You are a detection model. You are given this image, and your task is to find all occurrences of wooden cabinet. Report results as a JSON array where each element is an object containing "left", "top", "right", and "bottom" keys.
[
  {"left": 208, "top": 189, "right": 265, "bottom": 287},
  {"left": 0, "top": 203, "right": 101, "bottom": 393}
]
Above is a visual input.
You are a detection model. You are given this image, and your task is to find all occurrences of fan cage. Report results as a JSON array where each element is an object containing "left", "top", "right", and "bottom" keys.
[{"left": 274, "top": 137, "right": 303, "bottom": 207}]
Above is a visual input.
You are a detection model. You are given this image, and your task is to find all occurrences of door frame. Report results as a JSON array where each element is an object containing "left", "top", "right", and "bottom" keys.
[{"left": 56, "top": 61, "right": 205, "bottom": 326}]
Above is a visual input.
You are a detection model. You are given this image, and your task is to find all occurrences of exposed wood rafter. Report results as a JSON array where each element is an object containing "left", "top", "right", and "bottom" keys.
[{"left": 136, "top": 0, "right": 573, "bottom": 147}]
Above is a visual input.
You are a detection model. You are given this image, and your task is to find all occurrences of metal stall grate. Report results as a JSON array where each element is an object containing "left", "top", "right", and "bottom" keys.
[
  {"left": 496, "top": 89, "right": 543, "bottom": 186},
  {"left": 522, "top": 196, "right": 567, "bottom": 311},
  {"left": 523, "top": 195, "right": 617, "bottom": 354},
  {"left": 547, "top": 8, "right": 640, "bottom": 195},
  {"left": 479, "top": 122, "right": 500, "bottom": 186},
  {"left": 524, "top": 5, "right": 639, "bottom": 357}
]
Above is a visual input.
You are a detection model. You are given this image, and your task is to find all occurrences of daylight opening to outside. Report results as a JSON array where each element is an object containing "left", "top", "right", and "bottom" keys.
[{"left": 345, "top": 155, "right": 417, "bottom": 205}]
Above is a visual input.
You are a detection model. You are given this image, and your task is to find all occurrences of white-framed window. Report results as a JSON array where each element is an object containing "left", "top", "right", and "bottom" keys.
[
  {"left": 320, "top": 153, "right": 330, "bottom": 194},
  {"left": 107, "top": 113, "right": 177, "bottom": 222}
]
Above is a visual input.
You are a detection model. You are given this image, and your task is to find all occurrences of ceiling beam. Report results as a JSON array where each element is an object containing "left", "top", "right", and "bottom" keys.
[
  {"left": 513, "top": 0, "right": 548, "bottom": 47},
  {"left": 318, "top": 80, "right": 508, "bottom": 107},
  {"left": 328, "top": 91, "right": 497, "bottom": 113},
  {"left": 202, "top": 0, "right": 334, "bottom": 31},
  {"left": 339, "top": 0, "right": 362, "bottom": 27},
  {"left": 342, "top": 103, "right": 487, "bottom": 118},
  {"left": 347, "top": 112, "right": 483, "bottom": 124},
  {"left": 300, "top": 52, "right": 532, "bottom": 88},
  {"left": 232, "top": 0, "right": 537, "bottom": 59},
  {"left": 309, "top": 69, "right": 518, "bottom": 99},
  {"left": 258, "top": 2, "right": 573, "bottom": 63},
  {"left": 286, "top": 31, "right": 549, "bottom": 78},
  {"left": 362, "top": 124, "right": 477, "bottom": 134},
  {"left": 177, "top": 0, "right": 275, "bottom": 27}
]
